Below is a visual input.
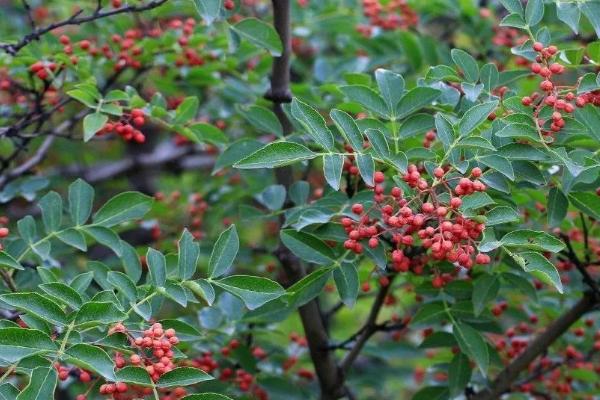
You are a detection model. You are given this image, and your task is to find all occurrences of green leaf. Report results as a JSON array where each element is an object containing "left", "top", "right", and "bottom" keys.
[
  {"left": 255, "top": 185, "right": 286, "bottom": 211},
  {"left": 193, "top": 0, "right": 222, "bottom": 24},
  {"left": 364, "top": 128, "right": 390, "bottom": 158},
  {"left": 502, "top": 272, "right": 537, "bottom": 301},
  {"left": 411, "top": 302, "right": 447, "bottom": 326},
  {"left": 495, "top": 123, "right": 541, "bottom": 142},
  {"left": 480, "top": 63, "right": 499, "bottom": 92},
  {"left": 339, "top": 85, "right": 389, "bottom": 118},
  {"left": 67, "top": 89, "right": 98, "bottom": 108},
  {"left": 74, "top": 301, "right": 127, "bottom": 326},
  {"left": 238, "top": 105, "right": 283, "bottom": 137},
  {"left": 115, "top": 366, "right": 153, "bottom": 386},
  {"left": 453, "top": 321, "right": 489, "bottom": 374},
  {"left": 83, "top": 226, "right": 122, "bottom": 256},
  {"left": 458, "top": 101, "right": 498, "bottom": 136},
  {"left": 511, "top": 251, "right": 563, "bottom": 293},
  {"left": 291, "top": 98, "right": 335, "bottom": 151},
  {"left": 185, "top": 280, "right": 215, "bottom": 305},
  {"left": 413, "top": 386, "right": 450, "bottom": 400},
  {"left": 0, "top": 251, "right": 24, "bottom": 270},
  {"left": 501, "top": 230, "right": 564, "bottom": 252},
  {"left": 330, "top": 109, "right": 363, "bottom": 151},
  {"left": 569, "top": 192, "right": 600, "bottom": 220},
  {"left": 0, "top": 293, "right": 66, "bottom": 326},
  {"left": 159, "top": 320, "right": 202, "bottom": 341},
  {"left": 485, "top": 206, "right": 519, "bottom": 226},
  {"left": 0, "top": 328, "right": 56, "bottom": 362},
  {"left": 178, "top": 229, "right": 200, "bottom": 280},
  {"left": 581, "top": 2, "right": 600, "bottom": 38},
  {"left": 120, "top": 241, "right": 142, "bottom": 283},
  {"left": 333, "top": 263, "right": 359, "bottom": 307},
  {"left": 396, "top": 87, "right": 440, "bottom": 119},
  {"left": 208, "top": 225, "right": 239, "bottom": 278},
  {"left": 280, "top": 229, "right": 335, "bottom": 265},
  {"left": 213, "top": 139, "right": 263, "bottom": 174},
  {"left": 231, "top": 18, "right": 283, "bottom": 56},
  {"left": 185, "top": 123, "right": 227, "bottom": 145},
  {"left": 525, "top": 0, "right": 544, "bottom": 26},
  {"left": 548, "top": 188, "right": 568, "bottom": 227},
  {"left": 448, "top": 353, "right": 472, "bottom": 397},
  {"left": 234, "top": 142, "right": 317, "bottom": 169},
  {"left": 107, "top": 271, "right": 137, "bottom": 301},
  {"left": 500, "top": 0, "right": 523, "bottom": 15},
  {"left": 323, "top": 154, "right": 344, "bottom": 191},
  {"left": 147, "top": 248, "right": 166, "bottom": 287},
  {"left": 398, "top": 113, "right": 435, "bottom": 139},
  {"left": 39, "top": 282, "right": 83, "bottom": 309},
  {"left": 83, "top": 113, "right": 107, "bottom": 142},
  {"left": 64, "top": 344, "right": 116, "bottom": 381},
  {"left": 157, "top": 367, "right": 214, "bottom": 388},
  {"left": 37, "top": 191, "right": 62, "bottom": 233},
  {"left": 434, "top": 113, "right": 455, "bottom": 149},
  {"left": 451, "top": 49, "right": 479, "bottom": 82},
  {"left": 212, "top": 275, "right": 285, "bottom": 310},
  {"left": 460, "top": 192, "right": 495, "bottom": 210},
  {"left": 472, "top": 274, "right": 500, "bottom": 316},
  {"left": 286, "top": 267, "right": 334, "bottom": 307},
  {"left": 478, "top": 155, "right": 514, "bottom": 181},
  {"left": 356, "top": 152, "right": 375, "bottom": 186},
  {"left": 93, "top": 192, "right": 153, "bottom": 227},
  {"left": 375, "top": 68, "right": 405, "bottom": 112},
  {"left": 16, "top": 366, "right": 57, "bottom": 400},
  {"left": 0, "top": 383, "right": 19, "bottom": 400},
  {"left": 173, "top": 97, "right": 199, "bottom": 124},
  {"left": 56, "top": 228, "right": 87, "bottom": 251}
]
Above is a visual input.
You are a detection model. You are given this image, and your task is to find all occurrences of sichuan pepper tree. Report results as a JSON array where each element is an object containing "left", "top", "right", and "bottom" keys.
[{"left": 0, "top": 0, "right": 600, "bottom": 399}]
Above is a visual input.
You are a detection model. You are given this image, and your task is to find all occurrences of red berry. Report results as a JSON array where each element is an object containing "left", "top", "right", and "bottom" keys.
[
  {"left": 533, "top": 42, "right": 544, "bottom": 52},
  {"left": 351, "top": 203, "right": 364, "bottom": 214}
]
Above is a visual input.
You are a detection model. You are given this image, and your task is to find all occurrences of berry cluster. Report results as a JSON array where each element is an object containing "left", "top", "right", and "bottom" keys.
[
  {"left": 84, "top": 322, "right": 188, "bottom": 400},
  {"left": 519, "top": 42, "right": 596, "bottom": 138},
  {"left": 341, "top": 165, "right": 491, "bottom": 287},
  {"left": 97, "top": 108, "right": 147, "bottom": 143},
  {"left": 357, "top": 0, "right": 418, "bottom": 37}
]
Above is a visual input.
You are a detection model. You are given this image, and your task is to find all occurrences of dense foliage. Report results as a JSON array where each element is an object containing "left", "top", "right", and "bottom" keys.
[{"left": 0, "top": 0, "right": 600, "bottom": 399}]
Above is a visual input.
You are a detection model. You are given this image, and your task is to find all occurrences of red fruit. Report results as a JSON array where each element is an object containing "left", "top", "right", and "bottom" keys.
[
  {"left": 0, "top": 228, "right": 8, "bottom": 238},
  {"left": 549, "top": 63, "right": 563, "bottom": 74},
  {"left": 530, "top": 63, "right": 542, "bottom": 73},
  {"left": 374, "top": 171, "right": 385, "bottom": 184},
  {"left": 433, "top": 167, "right": 444, "bottom": 178},
  {"left": 351, "top": 203, "right": 364, "bottom": 214},
  {"left": 224, "top": 0, "right": 235, "bottom": 10},
  {"left": 540, "top": 80, "right": 553, "bottom": 91},
  {"left": 533, "top": 42, "right": 544, "bottom": 52},
  {"left": 76, "top": 395, "right": 86, "bottom": 400},
  {"left": 361, "top": 281, "right": 371, "bottom": 292},
  {"left": 368, "top": 237, "right": 379, "bottom": 248},
  {"left": 521, "top": 96, "right": 532, "bottom": 106},
  {"left": 471, "top": 167, "right": 482, "bottom": 177},
  {"left": 450, "top": 197, "right": 462, "bottom": 208},
  {"left": 432, "top": 275, "right": 444, "bottom": 288}
]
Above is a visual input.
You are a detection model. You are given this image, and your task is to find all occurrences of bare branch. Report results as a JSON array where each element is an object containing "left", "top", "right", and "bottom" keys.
[{"left": 0, "top": 0, "right": 170, "bottom": 55}]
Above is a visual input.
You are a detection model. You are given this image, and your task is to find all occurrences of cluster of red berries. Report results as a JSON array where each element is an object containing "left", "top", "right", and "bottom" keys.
[
  {"left": 357, "top": 0, "right": 418, "bottom": 36},
  {"left": 97, "top": 108, "right": 147, "bottom": 143},
  {"left": 492, "top": 26, "right": 527, "bottom": 49},
  {"left": 519, "top": 42, "right": 596, "bottom": 138},
  {"left": 90, "top": 322, "right": 188, "bottom": 400},
  {"left": 341, "top": 165, "right": 491, "bottom": 287},
  {"left": 29, "top": 60, "right": 59, "bottom": 80},
  {"left": 422, "top": 130, "right": 436, "bottom": 149}
]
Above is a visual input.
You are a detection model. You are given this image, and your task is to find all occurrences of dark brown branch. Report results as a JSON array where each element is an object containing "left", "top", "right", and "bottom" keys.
[
  {"left": 267, "top": 2, "right": 345, "bottom": 399},
  {"left": 340, "top": 274, "right": 396, "bottom": 373},
  {"left": 471, "top": 291, "right": 599, "bottom": 400},
  {"left": 0, "top": 0, "right": 170, "bottom": 55}
]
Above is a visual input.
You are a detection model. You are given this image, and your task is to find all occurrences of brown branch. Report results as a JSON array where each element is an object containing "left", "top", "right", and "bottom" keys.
[
  {"left": 340, "top": 274, "right": 396, "bottom": 373},
  {"left": 266, "top": 2, "right": 345, "bottom": 399},
  {"left": 0, "top": 0, "right": 170, "bottom": 55},
  {"left": 471, "top": 291, "right": 599, "bottom": 400}
]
